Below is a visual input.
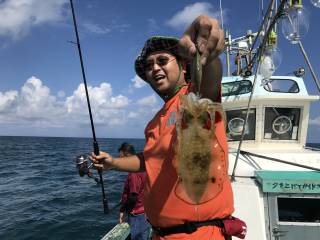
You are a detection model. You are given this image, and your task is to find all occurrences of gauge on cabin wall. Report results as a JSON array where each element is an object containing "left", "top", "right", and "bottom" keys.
[
  {"left": 264, "top": 107, "right": 301, "bottom": 140},
  {"left": 226, "top": 109, "right": 256, "bottom": 141},
  {"left": 272, "top": 115, "right": 292, "bottom": 134},
  {"left": 228, "top": 117, "right": 245, "bottom": 135}
]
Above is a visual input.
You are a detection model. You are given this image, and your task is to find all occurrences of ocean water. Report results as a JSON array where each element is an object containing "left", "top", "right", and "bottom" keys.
[
  {"left": 0, "top": 137, "right": 319, "bottom": 240},
  {"left": 0, "top": 136, "right": 145, "bottom": 240}
]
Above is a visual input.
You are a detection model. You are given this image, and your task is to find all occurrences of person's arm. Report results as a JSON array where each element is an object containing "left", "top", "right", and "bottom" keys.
[
  {"left": 119, "top": 211, "right": 126, "bottom": 223},
  {"left": 120, "top": 192, "right": 138, "bottom": 213},
  {"left": 91, "top": 152, "right": 145, "bottom": 172},
  {"left": 179, "top": 15, "right": 224, "bottom": 102}
]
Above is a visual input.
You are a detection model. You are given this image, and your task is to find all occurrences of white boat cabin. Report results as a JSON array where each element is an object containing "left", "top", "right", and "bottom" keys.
[{"left": 222, "top": 75, "right": 320, "bottom": 240}]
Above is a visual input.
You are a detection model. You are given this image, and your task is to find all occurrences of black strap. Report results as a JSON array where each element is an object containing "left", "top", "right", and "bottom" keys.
[{"left": 152, "top": 219, "right": 224, "bottom": 237}]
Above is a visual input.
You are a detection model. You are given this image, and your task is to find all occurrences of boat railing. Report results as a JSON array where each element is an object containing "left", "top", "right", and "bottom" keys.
[{"left": 100, "top": 223, "right": 130, "bottom": 240}]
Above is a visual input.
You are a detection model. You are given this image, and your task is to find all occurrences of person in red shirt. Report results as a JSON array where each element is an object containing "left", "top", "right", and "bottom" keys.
[
  {"left": 118, "top": 143, "right": 150, "bottom": 240},
  {"left": 92, "top": 15, "right": 237, "bottom": 239}
]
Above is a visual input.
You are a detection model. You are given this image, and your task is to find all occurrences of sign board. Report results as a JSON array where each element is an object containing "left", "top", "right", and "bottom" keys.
[{"left": 255, "top": 171, "right": 320, "bottom": 194}]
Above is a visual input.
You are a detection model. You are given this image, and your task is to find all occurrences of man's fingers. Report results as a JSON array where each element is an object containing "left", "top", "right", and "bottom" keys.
[
  {"left": 195, "top": 16, "right": 212, "bottom": 53},
  {"left": 90, "top": 151, "right": 114, "bottom": 171},
  {"left": 91, "top": 151, "right": 109, "bottom": 161},
  {"left": 179, "top": 21, "right": 198, "bottom": 59},
  {"left": 200, "top": 28, "right": 224, "bottom": 65},
  {"left": 179, "top": 15, "right": 224, "bottom": 64},
  {"left": 94, "top": 163, "right": 104, "bottom": 169},
  {"left": 215, "top": 29, "right": 225, "bottom": 55},
  {"left": 89, "top": 155, "right": 97, "bottom": 163},
  {"left": 179, "top": 34, "right": 196, "bottom": 59},
  {"left": 90, "top": 154, "right": 101, "bottom": 163}
]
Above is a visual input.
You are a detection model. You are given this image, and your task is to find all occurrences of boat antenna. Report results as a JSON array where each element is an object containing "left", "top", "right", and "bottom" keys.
[
  {"left": 219, "top": 0, "right": 224, "bottom": 29},
  {"left": 260, "top": 0, "right": 264, "bottom": 22},
  {"left": 69, "top": 0, "right": 109, "bottom": 214}
]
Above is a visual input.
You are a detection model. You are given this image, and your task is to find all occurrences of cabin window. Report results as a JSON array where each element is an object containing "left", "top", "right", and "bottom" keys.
[
  {"left": 222, "top": 80, "right": 252, "bottom": 96},
  {"left": 263, "top": 79, "right": 299, "bottom": 93},
  {"left": 264, "top": 107, "right": 300, "bottom": 140},
  {"left": 277, "top": 197, "right": 320, "bottom": 222},
  {"left": 226, "top": 108, "right": 256, "bottom": 141}
]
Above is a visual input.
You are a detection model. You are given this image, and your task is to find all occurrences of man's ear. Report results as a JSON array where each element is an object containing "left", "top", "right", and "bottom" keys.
[
  {"left": 182, "top": 60, "right": 191, "bottom": 81},
  {"left": 181, "top": 61, "right": 187, "bottom": 73}
]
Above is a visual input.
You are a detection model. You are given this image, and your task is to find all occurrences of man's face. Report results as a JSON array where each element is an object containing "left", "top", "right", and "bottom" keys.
[
  {"left": 144, "top": 51, "right": 183, "bottom": 95},
  {"left": 119, "top": 150, "right": 125, "bottom": 158}
]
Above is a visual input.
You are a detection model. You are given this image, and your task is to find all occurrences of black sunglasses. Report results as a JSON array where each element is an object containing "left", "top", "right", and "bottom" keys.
[{"left": 145, "top": 55, "right": 176, "bottom": 71}]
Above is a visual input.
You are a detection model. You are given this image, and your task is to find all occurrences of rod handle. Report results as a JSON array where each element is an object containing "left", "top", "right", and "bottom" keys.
[{"left": 93, "top": 140, "right": 99, "bottom": 156}]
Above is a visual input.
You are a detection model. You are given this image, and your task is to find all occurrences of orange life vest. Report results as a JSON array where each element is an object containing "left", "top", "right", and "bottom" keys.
[{"left": 143, "top": 85, "right": 234, "bottom": 240}]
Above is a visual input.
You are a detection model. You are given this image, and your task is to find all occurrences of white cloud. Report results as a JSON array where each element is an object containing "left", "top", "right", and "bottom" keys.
[
  {"left": 166, "top": 2, "right": 222, "bottom": 30},
  {"left": 0, "top": 90, "right": 18, "bottom": 112},
  {"left": 82, "top": 21, "right": 111, "bottom": 35},
  {"left": 113, "top": 23, "right": 131, "bottom": 33},
  {"left": 0, "top": 76, "right": 162, "bottom": 137},
  {"left": 137, "top": 95, "right": 157, "bottom": 107},
  {"left": 310, "top": 117, "right": 320, "bottom": 126},
  {"left": 0, "top": 77, "right": 131, "bottom": 127},
  {"left": 131, "top": 75, "right": 147, "bottom": 89},
  {"left": 57, "top": 90, "right": 65, "bottom": 98},
  {"left": 0, "top": 0, "right": 68, "bottom": 40},
  {"left": 65, "top": 82, "right": 130, "bottom": 125},
  {"left": 147, "top": 18, "right": 159, "bottom": 34},
  {"left": 127, "top": 95, "right": 160, "bottom": 123},
  {"left": 16, "top": 76, "right": 65, "bottom": 120},
  {"left": 128, "top": 111, "right": 139, "bottom": 119},
  {"left": 81, "top": 20, "right": 131, "bottom": 35},
  {"left": 81, "top": 19, "right": 130, "bottom": 35},
  {"left": 0, "top": 76, "right": 66, "bottom": 127}
]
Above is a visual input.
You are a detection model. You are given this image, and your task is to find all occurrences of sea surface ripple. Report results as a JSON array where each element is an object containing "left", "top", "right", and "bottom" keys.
[{"left": 0, "top": 136, "right": 145, "bottom": 240}]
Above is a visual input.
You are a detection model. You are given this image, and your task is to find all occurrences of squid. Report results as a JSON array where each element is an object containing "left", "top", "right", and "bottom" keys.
[{"left": 175, "top": 51, "right": 227, "bottom": 204}]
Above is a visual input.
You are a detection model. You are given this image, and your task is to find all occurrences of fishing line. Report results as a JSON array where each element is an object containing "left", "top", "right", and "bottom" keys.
[
  {"left": 231, "top": 0, "right": 287, "bottom": 181},
  {"left": 248, "top": 0, "right": 276, "bottom": 67},
  {"left": 240, "top": 150, "right": 320, "bottom": 172},
  {"left": 69, "top": 0, "right": 109, "bottom": 214}
]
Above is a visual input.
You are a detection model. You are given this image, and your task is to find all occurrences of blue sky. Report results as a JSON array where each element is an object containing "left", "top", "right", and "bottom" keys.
[{"left": 0, "top": 0, "right": 319, "bottom": 142}]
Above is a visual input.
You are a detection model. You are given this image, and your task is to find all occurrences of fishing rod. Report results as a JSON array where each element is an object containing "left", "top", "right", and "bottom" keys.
[{"left": 69, "top": 0, "right": 109, "bottom": 214}]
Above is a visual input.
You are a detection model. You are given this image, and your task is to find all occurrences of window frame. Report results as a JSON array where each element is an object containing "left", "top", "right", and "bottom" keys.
[
  {"left": 222, "top": 80, "right": 253, "bottom": 97},
  {"left": 263, "top": 78, "right": 300, "bottom": 93}
]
